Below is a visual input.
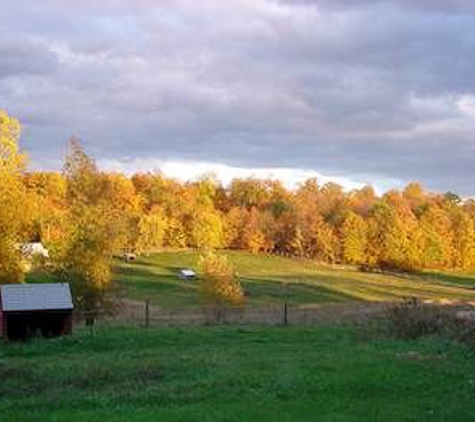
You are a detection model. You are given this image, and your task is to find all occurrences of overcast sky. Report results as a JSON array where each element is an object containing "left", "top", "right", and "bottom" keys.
[{"left": 1, "top": 0, "right": 475, "bottom": 193}]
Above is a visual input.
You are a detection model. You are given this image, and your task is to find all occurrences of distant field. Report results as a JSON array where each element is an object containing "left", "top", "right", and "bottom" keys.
[
  {"left": 113, "top": 250, "right": 475, "bottom": 309},
  {"left": 1, "top": 325, "right": 475, "bottom": 421}
]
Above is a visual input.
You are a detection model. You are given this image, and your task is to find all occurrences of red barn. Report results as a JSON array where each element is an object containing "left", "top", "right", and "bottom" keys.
[{"left": 0, "top": 283, "right": 74, "bottom": 341}]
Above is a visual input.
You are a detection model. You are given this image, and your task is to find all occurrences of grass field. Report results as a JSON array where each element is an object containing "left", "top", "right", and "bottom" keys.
[
  {"left": 13, "top": 253, "right": 475, "bottom": 420},
  {"left": 1, "top": 324, "right": 475, "bottom": 421},
  {"left": 113, "top": 250, "right": 475, "bottom": 309}
]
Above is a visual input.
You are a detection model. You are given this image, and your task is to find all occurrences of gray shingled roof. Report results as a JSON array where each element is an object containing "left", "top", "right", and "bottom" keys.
[{"left": 0, "top": 283, "right": 73, "bottom": 312}]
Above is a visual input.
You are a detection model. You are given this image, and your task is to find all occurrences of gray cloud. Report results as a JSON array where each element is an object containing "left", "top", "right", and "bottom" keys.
[
  {"left": 0, "top": 0, "right": 474, "bottom": 194},
  {"left": 0, "top": 40, "right": 59, "bottom": 78}
]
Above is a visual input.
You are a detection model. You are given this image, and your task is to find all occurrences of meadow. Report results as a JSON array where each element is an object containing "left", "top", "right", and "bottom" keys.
[
  {"left": 10, "top": 251, "right": 475, "bottom": 420},
  {"left": 113, "top": 250, "right": 475, "bottom": 309},
  {"left": 1, "top": 324, "right": 475, "bottom": 421}
]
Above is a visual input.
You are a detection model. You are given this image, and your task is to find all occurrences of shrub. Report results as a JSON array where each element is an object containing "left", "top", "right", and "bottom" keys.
[
  {"left": 380, "top": 298, "right": 475, "bottom": 353},
  {"left": 198, "top": 251, "right": 244, "bottom": 307},
  {"left": 451, "top": 313, "right": 475, "bottom": 349},
  {"left": 383, "top": 298, "right": 449, "bottom": 340}
]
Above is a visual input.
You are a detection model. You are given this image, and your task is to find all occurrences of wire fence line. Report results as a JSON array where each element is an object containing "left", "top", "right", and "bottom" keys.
[{"left": 73, "top": 301, "right": 391, "bottom": 328}]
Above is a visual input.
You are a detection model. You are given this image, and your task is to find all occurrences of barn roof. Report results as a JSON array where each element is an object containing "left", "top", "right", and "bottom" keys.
[{"left": 0, "top": 283, "right": 73, "bottom": 312}]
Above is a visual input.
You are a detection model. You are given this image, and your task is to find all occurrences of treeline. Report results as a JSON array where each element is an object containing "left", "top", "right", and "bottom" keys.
[
  {"left": 3, "top": 109, "right": 475, "bottom": 277},
  {"left": 24, "top": 167, "right": 475, "bottom": 271}
]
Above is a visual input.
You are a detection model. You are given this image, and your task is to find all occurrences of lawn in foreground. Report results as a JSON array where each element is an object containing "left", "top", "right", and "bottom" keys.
[
  {"left": 113, "top": 250, "right": 475, "bottom": 309},
  {"left": 1, "top": 324, "right": 475, "bottom": 421}
]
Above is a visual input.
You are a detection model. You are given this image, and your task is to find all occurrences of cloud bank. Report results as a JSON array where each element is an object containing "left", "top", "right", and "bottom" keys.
[{"left": 1, "top": 0, "right": 474, "bottom": 193}]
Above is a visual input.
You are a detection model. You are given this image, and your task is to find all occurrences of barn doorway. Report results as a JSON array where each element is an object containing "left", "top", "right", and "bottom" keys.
[{"left": 4, "top": 311, "right": 72, "bottom": 341}]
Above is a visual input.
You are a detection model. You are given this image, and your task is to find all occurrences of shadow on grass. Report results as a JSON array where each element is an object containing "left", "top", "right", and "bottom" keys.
[
  {"left": 117, "top": 254, "right": 475, "bottom": 304},
  {"left": 113, "top": 264, "right": 174, "bottom": 279},
  {"left": 113, "top": 262, "right": 362, "bottom": 305},
  {"left": 413, "top": 271, "right": 475, "bottom": 288},
  {"left": 112, "top": 264, "right": 199, "bottom": 308},
  {"left": 241, "top": 278, "right": 357, "bottom": 304}
]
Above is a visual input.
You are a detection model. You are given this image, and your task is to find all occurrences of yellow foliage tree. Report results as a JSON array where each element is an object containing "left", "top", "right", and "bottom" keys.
[
  {"left": 137, "top": 207, "right": 168, "bottom": 254},
  {"left": 341, "top": 212, "right": 368, "bottom": 265},
  {"left": 198, "top": 251, "right": 244, "bottom": 307},
  {"left": 0, "top": 110, "right": 28, "bottom": 283},
  {"left": 57, "top": 207, "right": 114, "bottom": 316},
  {"left": 248, "top": 231, "right": 267, "bottom": 254},
  {"left": 164, "top": 217, "right": 187, "bottom": 248},
  {"left": 192, "top": 208, "right": 224, "bottom": 249},
  {"left": 56, "top": 140, "right": 118, "bottom": 321}
]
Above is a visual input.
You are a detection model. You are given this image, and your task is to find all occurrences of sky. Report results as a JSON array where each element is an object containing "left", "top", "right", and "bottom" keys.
[{"left": 1, "top": 0, "right": 475, "bottom": 193}]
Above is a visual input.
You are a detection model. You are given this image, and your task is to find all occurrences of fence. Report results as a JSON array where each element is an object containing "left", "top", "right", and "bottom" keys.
[{"left": 73, "top": 301, "right": 390, "bottom": 328}]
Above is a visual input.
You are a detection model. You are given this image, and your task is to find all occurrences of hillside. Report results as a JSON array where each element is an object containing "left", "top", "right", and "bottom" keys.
[{"left": 113, "top": 251, "right": 475, "bottom": 309}]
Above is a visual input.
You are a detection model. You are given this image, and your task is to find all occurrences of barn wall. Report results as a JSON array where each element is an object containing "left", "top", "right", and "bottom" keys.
[
  {"left": 3, "top": 310, "right": 73, "bottom": 340},
  {"left": 0, "top": 296, "right": 3, "bottom": 337},
  {"left": 62, "top": 311, "right": 73, "bottom": 335}
]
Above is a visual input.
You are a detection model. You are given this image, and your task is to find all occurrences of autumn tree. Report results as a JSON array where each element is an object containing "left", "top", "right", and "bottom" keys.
[
  {"left": 191, "top": 208, "right": 224, "bottom": 249},
  {"left": 318, "top": 182, "right": 346, "bottom": 222},
  {"left": 304, "top": 216, "right": 339, "bottom": 262},
  {"left": 224, "top": 206, "right": 248, "bottom": 249},
  {"left": 292, "top": 180, "right": 339, "bottom": 261},
  {"left": 419, "top": 205, "right": 454, "bottom": 269},
  {"left": 341, "top": 212, "right": 368, "bottom": 265},
  {"left": 101, "top": 173, "right": 142, "bottom": 252},
  {"left": 368, "top": 198, "right": 423, "bottom": 271},
  {"left": 0, "top": 110, "right": 28, "bottom": 283},
  {"left": 23, "top": 171, "right": 68, "bottom": 249},
  {"left": 348, "top": 185, "right": 377, "bottom": 217},
  {"left": 136, "top": 207, "right": 168, "bottom": 254},
  {"left": 403, "top": 182, "right": 428, "bottom": 214},
  {"left": 4, "top": 121, "right": 475, "bottom": 275},
  {"left": 266, "top": 180, "right": 291, "bottom": 218},
  {"left": 164, "top": 217, "right": 187, "bottom": 248},
  {"left": 451, "top": 209, "right": 475, "bottom": 269},
  {"left": 229, "top": 178, "right": 269, "bottom": 208},
  {"left": 196, "top": 173, "right": 219, "bottom": 208},
  {"left": 55, "top": 140, "right": 118, "bottom": 320},
  {"left": 198, "top": 251, "right": 244, "bottom": 308},
  {"left": 242, "top": 207, "right": 268, "bottom": 253}
]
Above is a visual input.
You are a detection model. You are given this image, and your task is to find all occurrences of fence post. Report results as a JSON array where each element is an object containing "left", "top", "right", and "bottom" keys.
[
  {"left": 282, "top": 282, "right": 289, "bottom": 326},
  {"left": 145, "top": 299, "right": 150, "bottom": 328}
]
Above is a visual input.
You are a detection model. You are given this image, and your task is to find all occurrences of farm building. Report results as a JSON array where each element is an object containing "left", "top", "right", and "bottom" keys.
[
  {"left": 0, "top": 283, "right": 74, "bottom": 341},
  {"left": 20, "top": 242, "right": 49, "bottom": 259}
]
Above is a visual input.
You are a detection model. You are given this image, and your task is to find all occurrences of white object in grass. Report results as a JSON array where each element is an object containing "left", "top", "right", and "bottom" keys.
[{"left": 179, "top": 269, "right": 196, "bottom": 280}]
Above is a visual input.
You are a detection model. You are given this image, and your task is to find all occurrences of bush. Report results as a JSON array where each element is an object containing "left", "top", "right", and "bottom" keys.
[
  {"left": 380, "top": 298, "right": 475, "bottom": 354},
  {"left": 198, "top": 251, "right": 244, "bottom": 307},
  {"left": 451, "top": 313, "right": 475, "bottom": 349},
  {"left": 383, "top": 298, "right": 449, "bottom": 340}
]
